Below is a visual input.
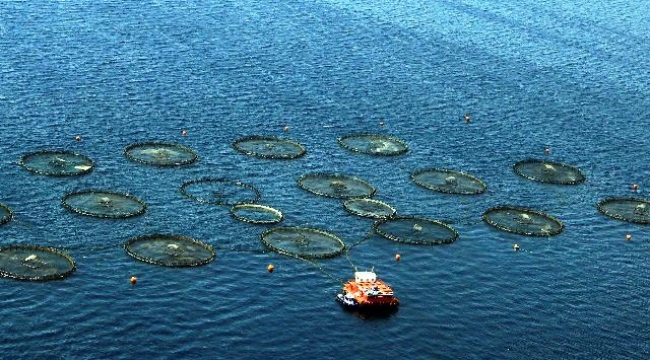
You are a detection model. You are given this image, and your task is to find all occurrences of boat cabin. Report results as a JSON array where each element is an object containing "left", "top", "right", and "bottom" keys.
[{"left": 354, "top": 271, "right": 376, "bottom": 283}]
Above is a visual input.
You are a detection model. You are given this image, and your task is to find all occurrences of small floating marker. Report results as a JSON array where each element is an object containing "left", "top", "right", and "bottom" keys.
[
  {"left": 130, "top": 276, "right": 138, "bottom": 285},
  {"left": 545, "top": 147, "right": 551, "bottom": 155},
  {"left": 379, "top": 120, "right": 385, "bottom": 127},
  {"left": 513, "top": 243, "right": 520, "bottom": 251},
  {"left": 181, "top": 129, "right": 188, "bottom": 137},
  {"left": 395, "top": 253, "right": 401, "bottom": 262},
  {"left": 464, "top": 113, "right": 471, "bottom": 124},
  {"left": 267, "top": 264, "right": 275, "bottom": 273},
  {"left": 625, "top": 234, "right": 632, "bottom": 241},
  {"left": 283, "top": 126, "right": 290, "bottom": 132},
  {"left": 632, "top": 183, "right": 639, "bottom": 192},
  {"left": 413, "top": 224, "right": 423, "bottom": 232},
  {"left": 74, "top": 135, "right": 82, "bottom": 142}
]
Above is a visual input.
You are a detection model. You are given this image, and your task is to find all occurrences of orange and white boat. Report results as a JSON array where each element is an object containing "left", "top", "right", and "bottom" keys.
[{"left": 336, "top": 270, "right": 399, "bottom": 309}]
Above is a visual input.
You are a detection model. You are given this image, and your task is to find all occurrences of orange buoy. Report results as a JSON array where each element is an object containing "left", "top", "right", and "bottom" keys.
[
  {"left": 513, "top": 243, "right": 520, "bottom": 251},
  {"left": 283, "top": 126, "right": 290, "bottom": 132},
  {"left": 130, "top": 276, "right": 138, "bottom": 285},
  {"left": 181, "top": 129, "right": 188, "bottom": 137},
  {"left": 395, "top": 253, "right": 401, "bottom": 262},
  {"left": 632, "top": 183, "right": 639, "bottom": 192},
  {"left": 626, "top": 234, "right": 632, "bottom": 241},
  {"left": 267, "top": 264, "right": 274, "bottom": 273},
  {"left": 74, "top": 135, "right": 82, "bottom": 142}
]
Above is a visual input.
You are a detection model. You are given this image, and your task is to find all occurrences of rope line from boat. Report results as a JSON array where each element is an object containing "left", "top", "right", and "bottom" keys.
[{"left": 343, "top": 227, "right": 375, "bottom": 272}]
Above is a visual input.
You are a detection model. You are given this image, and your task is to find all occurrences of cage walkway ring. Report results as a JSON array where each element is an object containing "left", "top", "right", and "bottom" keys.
[
  {"left": 261, "top": 227, "right": 346, "bottom": 259},
  {"left": 373, "top": 216, "right": 459, "bottom": 245},
  {"left": 597, "top": 198, "right": 650, "bottom": 224},
  {"left": 124, "top": 234, "right": 215, "bottom": 267},
  {"left": 338, "top": 134, "right": 409, "bottom": 156},
  {"left": 513, "top": 159, "right": 585, "bottom": 185},
  {"left": 124, "top": 142, "right": 198, "bottom": 166},
  {"left": 230, "top": 204, "right": 284, "bottom": 224},
  {"left": 20, "top": 150, "right": 94, "bottom": 176},
  {"left": 180, "top": 177, "right": 261, "bottom": 206},
  {"left": 0, "top": 245, "right": 76, "bottom": 281},
  {"left": 411, "top": 168, "right": 487, "bottom": 195},
  {"left": 62, "top": 189, "right": 147, "bottom": 219},
  {"left": 343, "top": 198, "right": 396, "bottom": 219},
  {"left": 297, "top": 173, "right": 376, "bottom": 199},
  {"left": 0, "top": 203, "right": 13, "bottom": 226},
  {"left": 232, "top": 135, "right": 306, "bottom": 159},
  {"left": 482, "top": 206, "right": 565, "bottom": 236}
]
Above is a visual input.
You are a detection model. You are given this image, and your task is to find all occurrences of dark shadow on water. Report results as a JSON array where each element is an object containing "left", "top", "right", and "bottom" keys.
[{"left": 336, "top": 301, "right": 399, "bottom": 320}]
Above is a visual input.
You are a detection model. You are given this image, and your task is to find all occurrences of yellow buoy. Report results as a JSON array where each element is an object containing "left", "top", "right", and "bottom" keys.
[
  {"left": 130, "top": 276, "right": 138, "bottom": 285},
  {"left": 267, "top": 264, "right": 275, "bottom": 273}
]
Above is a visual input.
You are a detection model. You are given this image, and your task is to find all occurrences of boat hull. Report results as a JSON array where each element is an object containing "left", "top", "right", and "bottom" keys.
[{"left": 336, "top": 293, "right": 398, "bottom": 311}]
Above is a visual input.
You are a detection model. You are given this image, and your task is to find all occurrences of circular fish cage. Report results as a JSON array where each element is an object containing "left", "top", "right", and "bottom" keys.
[
  {"left": 62, "top": 190, "right": 147, "bottom": 219},
  {"left": 19, "top": 150, "right": 94, "bottom": 176},
  {"left": 337, "top": 134, "right": 409, "bottom": 156},
  {"left": 230, "top": 204, "right": 283, "bottom": 225},
  {"left": 482, "top": 206, "right": 564, "bottom": 236},
  {"left": 232, "top": 135, "right": 306, "bottom": 159},
  {"left": 597, "top": 198, "right": 650, "bottom": 224},
  {"left": 343, "top": 198, "right": 396, "bottom": 219},
  {"left": 124, "top": 234, "right": 215, "bottom": 267},
  {"left": 180, "top": 178, "right": 261, "bottom": 206},
  {"left": 297, "top": 173, "right": 376, "bottom": 199},
  {"left": 373, "top": 217, "right": 459, "bottom": 245},
  {"left": 0, "top": 203, "right": 14, "bottom": 226},
  {"left": 411, "top": 168, "right": 487, "bottom": 195},
  {"left": 260, "top": 227, "right": 346, "bottom": 259},
  {"left": 0, "top": 245, "right": 76, "bottom": 281},
  {"left": 513, "top": 159, "right": 585, "bottom": 185},
  {"left": 124, "top": 142, "right": 198, "bottom": 166}
]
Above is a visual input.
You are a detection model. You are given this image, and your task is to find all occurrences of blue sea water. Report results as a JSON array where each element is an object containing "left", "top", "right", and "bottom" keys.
[{"left": 1, "top": 1, "right": 649, "bottom": 359}]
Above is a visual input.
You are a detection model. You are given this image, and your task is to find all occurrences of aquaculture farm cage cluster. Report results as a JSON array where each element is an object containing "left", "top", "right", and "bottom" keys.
[{"left": 1, "top": 134, "right": 644, "bottom": 281}]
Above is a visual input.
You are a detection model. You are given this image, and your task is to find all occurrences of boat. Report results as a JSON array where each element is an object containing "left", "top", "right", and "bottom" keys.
[{"left": 336, "top": 270, "right": 399, "bottom": 310}]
